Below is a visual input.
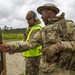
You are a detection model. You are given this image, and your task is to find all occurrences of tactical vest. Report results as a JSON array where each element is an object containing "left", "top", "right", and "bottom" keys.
[{"left": 22, "top": 24, "right": 42, "bottom": 57}]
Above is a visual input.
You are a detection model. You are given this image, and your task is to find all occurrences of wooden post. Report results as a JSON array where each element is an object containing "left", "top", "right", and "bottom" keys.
[{"left": 0, "top": 28, "right": 6, "bottom": 75}]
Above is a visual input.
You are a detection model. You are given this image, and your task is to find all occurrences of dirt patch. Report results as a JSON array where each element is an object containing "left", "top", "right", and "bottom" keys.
[
  {"left": 6, "top": 53, "right": 25, "bottom": 75},
  {"left": 6, "top": 41, "right": 25, "bottom": 75}
]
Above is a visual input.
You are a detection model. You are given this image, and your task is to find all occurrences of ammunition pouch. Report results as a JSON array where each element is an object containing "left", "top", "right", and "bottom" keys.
[
  {"left": 70, "top": 52, "right": 75, "bottom": 71},
  {"left": 59, "top": 50, "right": 73, "bottom": 69}
]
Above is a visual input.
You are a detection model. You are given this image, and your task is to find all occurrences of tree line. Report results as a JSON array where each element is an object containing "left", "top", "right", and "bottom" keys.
[{"left": 2, "top": 28, "right": 27, "bottom": 42}]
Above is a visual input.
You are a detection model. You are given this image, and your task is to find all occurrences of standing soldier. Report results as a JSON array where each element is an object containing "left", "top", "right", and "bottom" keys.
[
  {"left": 22, "top": 11, "right": 42, "bottom": 75},
  {"left": 0, "top": 3, "right": 75, "bottom": 75},
  {"left": 37, "top": 3, "right": 75, "bottom": 75}
]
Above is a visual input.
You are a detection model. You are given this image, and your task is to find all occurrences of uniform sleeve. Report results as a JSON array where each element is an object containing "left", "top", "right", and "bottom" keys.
[{"left": 10, "top": 31, "right": 42, "bottom": 52}]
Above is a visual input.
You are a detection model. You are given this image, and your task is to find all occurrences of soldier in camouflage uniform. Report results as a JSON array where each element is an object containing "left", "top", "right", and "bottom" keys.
[
  {"left": 22, "top": 11, "right": 42, "bottom": 75},
  {"left": 37, "top": 3, "right": 75, "bottom": 75},
  {"left": 0, "top": 3, "right": 75, "bottom": 75}
]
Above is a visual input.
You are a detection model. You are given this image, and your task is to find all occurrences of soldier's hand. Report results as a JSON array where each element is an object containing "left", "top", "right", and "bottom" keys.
[
  {"left": 42, "top": 42, "right": 61, "bottom": 58},
  {"left": 0, "top": 44, "right": 11, "bottom": 52}
]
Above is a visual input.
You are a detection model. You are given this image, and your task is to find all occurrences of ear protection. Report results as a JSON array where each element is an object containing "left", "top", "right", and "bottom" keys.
[{"left": 30, "top": 11, "right": 38, "bottom": 21}]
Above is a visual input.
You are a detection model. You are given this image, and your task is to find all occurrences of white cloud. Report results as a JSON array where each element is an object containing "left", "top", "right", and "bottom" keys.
[
  {"left": 55, "top": 0, "right": 75, "bottom": 21},
  {"left": 0, "top": 0, "right": 75, "bottom": 29}
]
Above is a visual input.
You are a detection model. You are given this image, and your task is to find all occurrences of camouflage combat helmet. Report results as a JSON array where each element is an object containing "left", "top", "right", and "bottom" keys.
[
  {"left": 37, "top": 3, "right": 60, "bottom": 14},
  {"left": 26, "top": 11, "right": 37, "bottom": 20}
]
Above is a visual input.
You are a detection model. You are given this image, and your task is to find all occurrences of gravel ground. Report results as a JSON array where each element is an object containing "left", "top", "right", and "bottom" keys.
[{"left": 6, "top": 41, "right": 25, "bottom": 75}]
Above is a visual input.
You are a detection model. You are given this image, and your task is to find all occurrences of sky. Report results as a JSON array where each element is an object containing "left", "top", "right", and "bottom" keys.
[{"left": 0, "top": 0, "right": 75, "bottom": 29}]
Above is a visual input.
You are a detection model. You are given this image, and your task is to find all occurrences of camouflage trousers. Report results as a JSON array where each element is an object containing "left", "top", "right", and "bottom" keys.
[{"left": 25, "top": 56, "right": 41, "bottom": 75}]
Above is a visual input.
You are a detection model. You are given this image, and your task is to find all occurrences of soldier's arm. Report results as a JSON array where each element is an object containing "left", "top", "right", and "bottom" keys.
[
  {"left": 9, "top": 31, "right": 42, "bottom": 52},
  {"left": 42, "top": 41, "right": 75, "bottom": 58}
]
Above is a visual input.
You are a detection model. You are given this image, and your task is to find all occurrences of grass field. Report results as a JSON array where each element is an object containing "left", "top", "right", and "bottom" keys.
[
  {"left": 2, "top": 29, "right": 25, "bottom": 42},
  {"left": 2, "top": 33, "right": 23, "bottom": 42}
]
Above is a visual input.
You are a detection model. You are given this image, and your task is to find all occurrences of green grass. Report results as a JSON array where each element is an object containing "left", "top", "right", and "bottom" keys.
[
  {"left": 2, "top": 28, "right": 26, "bottom": 42},
  {"left": 2, "top": 33, "right": 23, "bottom": 42}
]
